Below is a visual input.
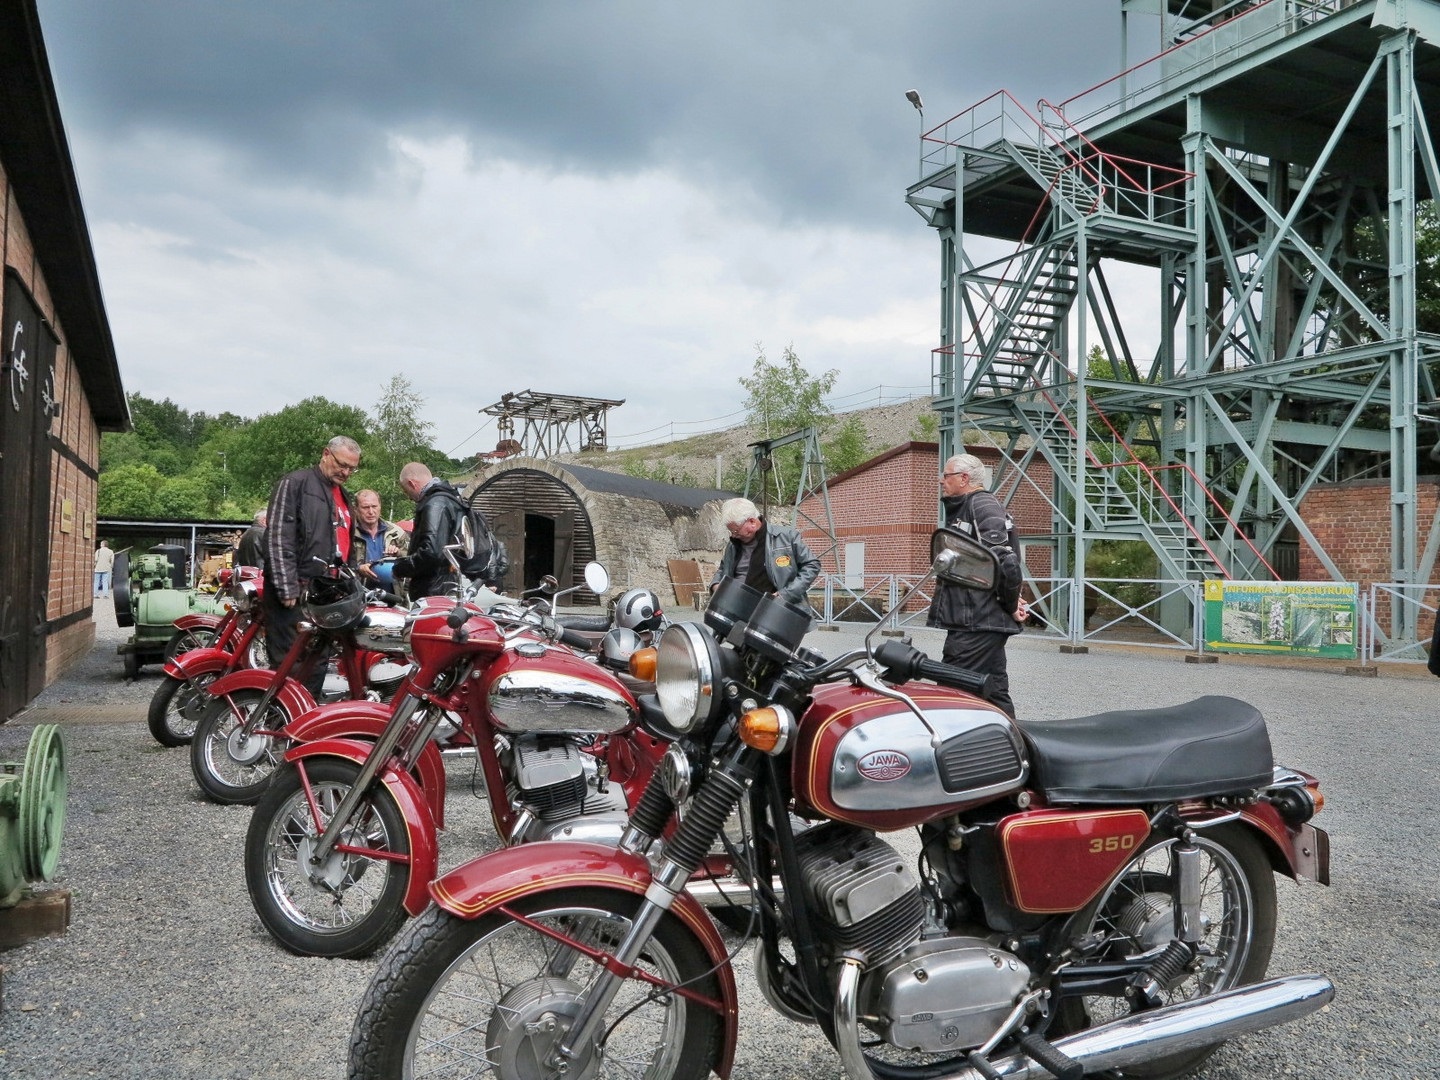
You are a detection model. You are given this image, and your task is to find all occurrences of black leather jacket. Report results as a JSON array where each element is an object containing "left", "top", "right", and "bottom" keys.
[
  {"left": 927, "top": 491, "right": 1022, "bottom": 636},
  {"left": 394, "top": 479, "right": 465, "bottom": 598},
  {"left": 264, "top": 465, "right": 356, "bottom": 603}
]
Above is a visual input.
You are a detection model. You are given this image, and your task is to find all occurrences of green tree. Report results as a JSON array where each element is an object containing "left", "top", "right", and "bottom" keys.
[
  {"left": 226, "top": 397, "right": 370, "bottom": 501},
  {"left": 98, "top": 463, "right": 166, "bottom": 518},
  {"left": 738, "top": 344, "right": 839, "bottom": 503},
  {"left": 359, "top": 375, "right": 436, "bottom": 514},
  {"left": 823, "top": 415, "right": 871, "bottom": 475}
]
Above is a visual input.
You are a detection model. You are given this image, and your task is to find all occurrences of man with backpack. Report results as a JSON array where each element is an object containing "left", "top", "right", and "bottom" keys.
[{"left": 392, "top": 462, "right": 467, "bottom": 598}]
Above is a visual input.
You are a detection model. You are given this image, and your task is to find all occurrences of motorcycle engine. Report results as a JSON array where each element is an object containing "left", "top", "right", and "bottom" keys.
[
  {"left": 504, "top": 734, "right": 629, "bottom": 844},
  {"left": 794, "top": 823, "right": 1030, "bottom": 1055}
]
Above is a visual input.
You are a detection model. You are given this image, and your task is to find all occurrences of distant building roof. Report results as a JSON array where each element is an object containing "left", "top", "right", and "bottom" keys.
[
  {"left": 560, "top": 462, "right": 735, "bottom": 509},
  {"left": 0, "top": 1, "right": 126, "bottom": 429}
]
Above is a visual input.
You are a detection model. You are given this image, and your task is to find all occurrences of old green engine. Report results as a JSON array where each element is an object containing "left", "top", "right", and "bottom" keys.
[
  {"left": 0, "top": 725, "right": 66, "bottom": 908},
  {"left": 113, "top": 546, "right": 226, "bottom": 678}
]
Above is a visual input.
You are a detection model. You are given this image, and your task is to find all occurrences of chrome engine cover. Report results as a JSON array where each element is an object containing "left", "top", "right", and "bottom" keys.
[
  {"left": 863, "top": 937, "right": 1030, "bottom": 1053},
  {"left": 795, "top": 824, "right": 924, "bottom": 968}
]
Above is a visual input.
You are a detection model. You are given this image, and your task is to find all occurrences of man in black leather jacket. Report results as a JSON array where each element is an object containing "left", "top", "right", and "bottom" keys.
[
  {"left": 392, "top": 461, "right": 464, "bottom": 598},
  {"left": 926, "top": 453, "right": 1026, "bottom": 718}
]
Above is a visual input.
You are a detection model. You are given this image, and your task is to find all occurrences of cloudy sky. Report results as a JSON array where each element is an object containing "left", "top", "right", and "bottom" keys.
[{"left": 36, "top": 1, "right": 1133, "bottom": 457}]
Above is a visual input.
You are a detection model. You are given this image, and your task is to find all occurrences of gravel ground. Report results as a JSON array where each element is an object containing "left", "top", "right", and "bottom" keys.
[{"left": 0, "top": 603, "right": 1434, "bottom": 1079}]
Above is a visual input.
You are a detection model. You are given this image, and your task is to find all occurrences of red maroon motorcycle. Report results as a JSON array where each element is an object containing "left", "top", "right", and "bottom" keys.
[
  {"left": 147, "top": 568, "right": 269, "bottom": 748},
  {"left": 190, "top": 573, "right": 410, "bottom": 804},
  {"left": 348, "top": 531, "right": 1334, "bottom": 1080},
  {"left": 243, "top": 564, "right": 749, "bottom": 960}
]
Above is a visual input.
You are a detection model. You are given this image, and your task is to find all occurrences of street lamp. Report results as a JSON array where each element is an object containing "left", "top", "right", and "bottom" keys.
[{"left": 906, "top": 89, "right": 925, "bottom": 179}]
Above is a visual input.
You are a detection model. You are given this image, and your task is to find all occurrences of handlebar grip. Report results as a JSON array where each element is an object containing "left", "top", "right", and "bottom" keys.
[
  {"left": 913, "top": 656, "right": 991, "bottom": 697},
  {"left": 557, "top": 626, "right": 593, "bottom": 650},
  {"left": 375, "top": 591, "right": 405, "bottom": 608}
]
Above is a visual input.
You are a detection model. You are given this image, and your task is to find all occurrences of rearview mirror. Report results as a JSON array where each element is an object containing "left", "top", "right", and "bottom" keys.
[
  {"left": 584, "top": 562, "right": 610, "bottom": 595},
  {"left": 930, "top": 527, "right": 998, "bottom": 592}
]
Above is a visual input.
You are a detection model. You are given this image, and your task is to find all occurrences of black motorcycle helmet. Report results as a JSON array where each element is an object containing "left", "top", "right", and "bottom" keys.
[{"left": 302, "top": 572, "right": 367, "bottom": 631}]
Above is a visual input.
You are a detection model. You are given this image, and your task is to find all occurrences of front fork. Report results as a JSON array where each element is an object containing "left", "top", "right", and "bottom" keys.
[{"left": 551, "top": 741, "right": 761, "bottom": 1071}]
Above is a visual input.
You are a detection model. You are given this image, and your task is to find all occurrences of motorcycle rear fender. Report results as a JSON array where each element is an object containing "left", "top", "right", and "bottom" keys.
[
  {"left": 284, "top": 703, "right": 447, "bottom": 829},
  {"left": 1232, "top": 803, "right": 1328, "bottom": 884},
  {"left": 173, "top": 613, "right": 224, "bottom": 632},
  {"left": 207, "top": 668, "right": 315, "bottom": 720},
  {"left": 430, "top": 841, "right": 739, "bottom": 1078},
  {"left": 285, "top": 738, "right": 440, "bottom": 918},
  {"left": 164, "top": 647, "right": 235, "bottom": 680}
]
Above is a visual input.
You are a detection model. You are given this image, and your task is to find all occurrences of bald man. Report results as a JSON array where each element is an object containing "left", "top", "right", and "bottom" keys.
[{"left": 391, "top": 462, "right": 466, "bottom": 598}]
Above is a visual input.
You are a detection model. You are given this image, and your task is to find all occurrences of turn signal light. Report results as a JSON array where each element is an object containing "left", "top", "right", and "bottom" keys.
[
  {"left": 629, "top": 647, "right": 657, "bottom": 682},
  {"left": 738, "top": 705, "right": 795, "bottom": 755},
  {"left": 1307, "top": 784, "right": 1325, "bottom": 816}
]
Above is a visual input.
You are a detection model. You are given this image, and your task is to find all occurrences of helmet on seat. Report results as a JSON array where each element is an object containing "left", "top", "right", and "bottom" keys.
[
  {"left": 614, "top": 588, "right": 663, "bottom": 632},
  {"left": 599, "top": 627, "right": 644, "bottom": 670},
  {"left": 302, "top": 573, "right": 367, "bottom": 631}
]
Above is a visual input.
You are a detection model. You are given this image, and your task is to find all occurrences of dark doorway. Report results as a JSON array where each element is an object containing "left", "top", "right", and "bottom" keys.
[
  {"left": 523, "top": 514, "right": 555, "bottom": 592},
  {"left": 0, "top": 270, "right": 58, "bottom": 720}
]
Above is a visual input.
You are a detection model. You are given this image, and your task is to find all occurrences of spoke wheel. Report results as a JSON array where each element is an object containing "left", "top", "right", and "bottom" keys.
[
  {"left": 245, "top": 759, "right": 410, "bottom": 958},
  {"left": 189, "top": 687, "right": 290, "bottom": 804},
  {"left": 350, "top": 889, "right": 721, "bottom": 1080},
  {"left": 164, "top": 627, "right": 217, "bottom": 663},
  {"left": 147, "top": 672, "right": 218, "bottom": 746},
  {"left": 1054, "top": 823, "right": 1276, "bottom": 1080}
]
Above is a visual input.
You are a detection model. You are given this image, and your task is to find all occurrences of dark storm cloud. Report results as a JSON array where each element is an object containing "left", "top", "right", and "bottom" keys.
[{"left": 37, "top": 0, "right": 1119, "bottom": 226}]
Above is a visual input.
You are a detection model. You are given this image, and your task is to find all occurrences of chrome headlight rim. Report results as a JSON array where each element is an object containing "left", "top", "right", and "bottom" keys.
[{"left": 654, "top": 622, "right": 723, "bottom": 734}]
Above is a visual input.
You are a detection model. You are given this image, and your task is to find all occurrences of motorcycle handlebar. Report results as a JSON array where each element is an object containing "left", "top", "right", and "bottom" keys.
[
  {"left": 557, "top": 626, "right": 594, "bottom": 651},
  {"left": 872, "top": 640, "right": 991, "bottom": 697},
  {"left": 555, "top": 614, "right": 612, "bottom": 632}
]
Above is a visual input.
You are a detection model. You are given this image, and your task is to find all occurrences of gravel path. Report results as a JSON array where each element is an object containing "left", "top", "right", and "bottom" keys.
[{"left": 0, "top": 605, "right": 1434, "bottom": 1079}]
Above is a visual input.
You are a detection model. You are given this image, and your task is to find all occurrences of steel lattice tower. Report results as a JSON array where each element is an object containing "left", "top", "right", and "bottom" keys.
[{"left": 908, "top": 0, "right": 1440, "bottom": 647}]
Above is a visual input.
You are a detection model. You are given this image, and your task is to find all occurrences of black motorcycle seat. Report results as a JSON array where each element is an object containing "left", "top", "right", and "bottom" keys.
[
  {"left": 556, "top": 614, "right": 614, "bottom": 632},
  {"left": 1021, "top": 695, "right": 1273, "bottom": 805}
]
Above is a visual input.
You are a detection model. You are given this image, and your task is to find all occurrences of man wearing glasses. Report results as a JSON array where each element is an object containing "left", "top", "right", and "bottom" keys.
[
  {"left": 263, "top": 435, "right": 362, "bottom": 680},
  {"left": 927, "top": 453, "right": 1025, "bottom": 718}
]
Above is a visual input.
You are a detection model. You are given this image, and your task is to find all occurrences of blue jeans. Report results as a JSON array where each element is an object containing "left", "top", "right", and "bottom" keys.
[{"left": 94, "top": 571, "right": 111, "bottom": 595}]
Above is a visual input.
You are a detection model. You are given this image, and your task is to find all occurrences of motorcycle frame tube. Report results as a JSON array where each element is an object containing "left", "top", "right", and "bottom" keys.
[
  {"left": 206, "top": 668, "right": 316, "bottom": 730},
  {"left": 429, "top": 840, "right": 739, "bottom": 1079},
  {"left": 284, "top": 703, "right": 448, "bottom": 830},
  {"left": 286, "top": 738, "right": 439, "bottom": 918}
]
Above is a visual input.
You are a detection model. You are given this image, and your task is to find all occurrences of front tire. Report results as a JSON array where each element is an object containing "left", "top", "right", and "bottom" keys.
[
  {"left": 349, "top": 889, "right": 722, "bottom": 1080},
  {"left": 164, "top": 626, "right": 216, "bottom": 663},
  {"left": 246, "top": 758, "right": 410, "bottom": 959},
  {"left": 1054, "top": 823, "right": 1277, "bottom": 1080},
  {"left": 189, "top": 687, "right": 291, "bottom": 804},
  {"left": 147, "top": 672, "right": 218, "bottom": 747}
]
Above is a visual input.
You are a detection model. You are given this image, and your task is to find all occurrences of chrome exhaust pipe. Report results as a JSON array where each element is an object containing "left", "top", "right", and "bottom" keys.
[
  {"left": 834, "top": 959, "right": 1333, "bottom": 1080},
  {"left": 682, "top": 876, "right": 784, "bottom": 908}
]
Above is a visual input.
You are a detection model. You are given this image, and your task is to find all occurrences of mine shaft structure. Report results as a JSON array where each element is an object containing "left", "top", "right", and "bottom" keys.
[
  {"left": 908, "top": 0, "right": 1440, "bottom": 645},
  {"left": 481, "top": 390, "right": 625, "bottom": 458}
]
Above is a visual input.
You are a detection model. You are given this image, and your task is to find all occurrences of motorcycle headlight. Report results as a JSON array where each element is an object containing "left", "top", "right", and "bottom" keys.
[{"left": 654, "top": 623, "right": 725, "bottom": 734}]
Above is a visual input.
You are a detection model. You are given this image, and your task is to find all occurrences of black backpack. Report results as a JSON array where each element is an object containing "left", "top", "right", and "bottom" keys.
[{"left": 453, "top": 497, "right": 508, "bottom": 586}]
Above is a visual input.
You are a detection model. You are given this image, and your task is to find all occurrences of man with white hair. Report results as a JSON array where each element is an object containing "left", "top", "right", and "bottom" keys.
[
  {"left": 710, "top": 497, "right": 821, "bottom": 607},
  {"left": 926, "top": 453, "right": 1025, "bottom": 718}
]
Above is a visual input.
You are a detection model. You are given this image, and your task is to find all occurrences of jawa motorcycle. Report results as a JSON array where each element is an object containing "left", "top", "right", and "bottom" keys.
[
  {"left": 347, "top": 530, "right": 1334, "bottom": 1080},
  {"left": 147, "top": 569, "right": 269, "bottom": 748},
  {"left": 244, "top": 563, "right": 747, "bottom": 960},
  {"left": 190, "top": 573, "right": 411, "bottom": 804}
]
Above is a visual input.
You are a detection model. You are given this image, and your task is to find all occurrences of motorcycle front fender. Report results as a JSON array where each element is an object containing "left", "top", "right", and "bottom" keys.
[
  {"left": 430, "top": 840, "right": 739, "bottom": 1078},
  {"left": 164, "top": 647, "right": 236, "bottom": 680},
  {"left": 286, "top": 738, "right": 440, "bottom": 918},
  {"left": 207, "top": 668, "right": 315, "bottom": 722},
  {"left": 173, "top": 613, "right": 224, "bottom": 632},
  {"left": 284, "top": 703, "right": 447, "bottom": 830}
]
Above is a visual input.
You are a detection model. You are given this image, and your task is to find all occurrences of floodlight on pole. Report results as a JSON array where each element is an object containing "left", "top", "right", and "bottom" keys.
[{"left": 906, "top": 90, "right": 925, "bottom": 178}]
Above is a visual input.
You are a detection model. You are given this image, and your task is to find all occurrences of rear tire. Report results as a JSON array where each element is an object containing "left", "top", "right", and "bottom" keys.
[
  {"left": 1053, "top": 823, "right": 1277, "bottom": 1080},
  {"left": 189, "top": 687, "right": 291, "bottom": 804},
  {"left": 349, "top": 889, "right": 721, "bottom": 1080},
  {"left": 246, "top": 759, "right": 410, "bottom": 959},
  {"left": 146, "top": 672, "right": 218, "bottom": 747}
]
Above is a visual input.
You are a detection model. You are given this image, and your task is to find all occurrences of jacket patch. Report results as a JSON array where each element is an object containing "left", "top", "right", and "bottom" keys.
[{"left": 774, "top": 555, "right": 791, "bottom": 567}]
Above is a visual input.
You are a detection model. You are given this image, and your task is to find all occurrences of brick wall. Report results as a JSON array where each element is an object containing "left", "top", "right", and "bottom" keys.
[{"left": 1, "top": 156, "right": 103, "bottom": 686}]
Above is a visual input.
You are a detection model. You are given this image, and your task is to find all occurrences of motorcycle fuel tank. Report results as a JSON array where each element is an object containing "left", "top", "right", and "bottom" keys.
[
  {"left": 482, "top": 645, "right": 638, "bottom": 734},
  {"left": 793, "top": 682, "right": 1028, "bottom": 830}
]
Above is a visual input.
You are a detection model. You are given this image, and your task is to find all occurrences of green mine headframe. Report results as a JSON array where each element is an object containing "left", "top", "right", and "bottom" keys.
[{"left": 909, "top": 0, "right": 1440, "bottom": 647}]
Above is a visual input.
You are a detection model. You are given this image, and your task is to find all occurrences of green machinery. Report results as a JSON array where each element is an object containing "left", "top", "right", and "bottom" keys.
[
  {"left": 0, "top": 725, "right": 67, "bottom": 908},
  {"left": 113, "top": 545, "right": 226, "bottom": 678}
]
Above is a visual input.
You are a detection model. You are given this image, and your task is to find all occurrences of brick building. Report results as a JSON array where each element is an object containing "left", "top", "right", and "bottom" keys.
[
  {"left": 795, "top": 442, "right": 1054, "bottom": 584},
  {"left": 1, "top": 2, "right": 128, "bottom": 721}
]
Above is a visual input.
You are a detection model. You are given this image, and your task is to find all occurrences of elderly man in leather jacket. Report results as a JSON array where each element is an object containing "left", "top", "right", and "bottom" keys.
[
  {"left": 709, "top": 497, "right": 822, "bottom": 607},
  {"left": 926, "top": 453, "right": 1026, "bottom": 718},
  {"left": 392, "top": 461, "right": 465, "bottom": 598}
]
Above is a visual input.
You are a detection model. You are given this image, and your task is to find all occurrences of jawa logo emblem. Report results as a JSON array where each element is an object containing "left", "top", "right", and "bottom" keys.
[{"left": 857, "top": 750, "right": 911, "bottom": 782}]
